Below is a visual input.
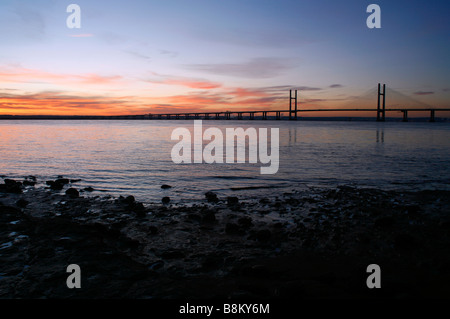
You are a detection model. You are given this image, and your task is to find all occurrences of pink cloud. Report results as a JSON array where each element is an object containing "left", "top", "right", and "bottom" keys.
[
  {"left": 0, "top": 65, "right": 123, "bottom": 85},
  {"left": 162, "top": 79, "right": 222, "bottom": 89}
]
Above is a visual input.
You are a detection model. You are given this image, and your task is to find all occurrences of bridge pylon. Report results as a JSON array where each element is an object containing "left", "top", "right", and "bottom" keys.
[
  {"left": 377, "top": 83, "right": 386, "bottom": 122},
  {"left": 289, "top": 89, "right": 298, "bottom": 120}
]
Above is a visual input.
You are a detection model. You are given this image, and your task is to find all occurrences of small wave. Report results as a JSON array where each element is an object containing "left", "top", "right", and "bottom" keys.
[
  {"left": 230, "top": 185, "right": 284, "bottom": 191},
  {"left": 212, "top": 176, "right": 257, "bottom": 180}
]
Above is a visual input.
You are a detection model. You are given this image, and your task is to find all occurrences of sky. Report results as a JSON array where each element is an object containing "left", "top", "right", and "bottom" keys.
[{"left": 0, "top": 0, "right": 449, "bottom": 116}]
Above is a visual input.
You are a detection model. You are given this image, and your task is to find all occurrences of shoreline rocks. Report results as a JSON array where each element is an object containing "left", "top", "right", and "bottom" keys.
[{"left": 1, "top": 177, "right": 450, "bottom": 299}]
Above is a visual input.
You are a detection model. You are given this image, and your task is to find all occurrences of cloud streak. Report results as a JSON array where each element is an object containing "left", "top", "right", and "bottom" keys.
[
  {"left": 0, "top": 65, "right": 124, "bottom": 86},
  {"left": 0, "top": 91, "right": 136, "bottom": 115},
  {"left": 414, "top": 91, "right": 434, "bottom": 95},
  {"left": 185, "top": 57, "right": 294, "bottom": 79}
]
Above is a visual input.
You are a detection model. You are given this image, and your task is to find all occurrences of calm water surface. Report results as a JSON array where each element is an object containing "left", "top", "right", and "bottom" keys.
[{"left": 1, "top": 120, "right": 449, "bottom": 203}]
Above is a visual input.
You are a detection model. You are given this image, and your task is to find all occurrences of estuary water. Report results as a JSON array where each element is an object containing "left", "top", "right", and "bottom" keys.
[{"left": 1, "top": 120, "right": 449, "bottom": 203}]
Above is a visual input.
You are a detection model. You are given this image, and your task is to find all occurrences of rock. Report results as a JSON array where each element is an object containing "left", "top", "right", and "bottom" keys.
[
  {"left": 161, "top": 184, "right": 172, "bottom": 189},
  {"left": 285, "top": 198, "right": 300, "bottom": 206},
  {"left": 84, "top": 187, "right": 94, "bottom": 192},
  {"left": 22, "top": 180, "right": 36, "bottom": 186},
  {"left": 123, "top": 195, "right": 135, "bottom": 205},
  {"left": 394, "top": 233, "right": 416, "bottom": 250},
  {"left": 202, "top": 210, "right": 216, "bottom": 223},
  {"left": 16, "top": 199, "right": 29, "bottom": 208},
  {"left": 65, "top": 188, "right": 79, "bottom": 198},
  {"left": 238, "top": 217, "right": 253, "bottom": 229},
  {"left": 0, "top": 179, "right": 22, "bottom": 193},
  {"left": 162, "top": 197, "right": 170, "bottom": 204},
  {"left": 202, "top": 256, "right": 223, "bottom": 270},
  {"left": 148, "top": 226, "right": 158, "bottom": 234},
  {"left": 128, "top": 201, "right": 146, "bottom": 217},
  {"left": 70, "top": 179, "right": 81, "bottom": 183},
  {"left": 374, "top": 216, "right": 395, "bottom": 228},
  {"left": 46, "top": 179, "right": 66, "bottom": 190},
  {"left": 227, "top": 196, "right": 239, "bottom": 206},
  {"left": 135, "top": 209, "right": 147, "bottom": 218},
  {"left": 439, "top": 220, "right": 450, "bottom": 230},
  {"left": 4, "top": 179, "right": 20, "bottom": 186},
  {"left": 225, "top": 222, "right": 240, "bottom": 235},
  {"left": 160, "top": 249, "right": 185, "bottom": 259},
  {"left": 255, "top": 229, "right": 271, "bottom": 242},
  {"left": 187, "top": 213, "right": 202, "bottom": 222},
  {"left": 55, "top": 178, "right": 70, "bottom": 185},
  {"left": 148, "top": 261, "right": 164, "bottom": 271},
  {"left": 133, "top": 202, "right": 145, "bottom": 211},
  {"left": 205, "top": 191, "right": 218, "bottom": 203},
  {"left": 241, "top": 264, "right": 269, "bottom": 277}
]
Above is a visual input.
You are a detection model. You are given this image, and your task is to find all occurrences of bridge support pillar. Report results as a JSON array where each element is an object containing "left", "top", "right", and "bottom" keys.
[
  {"left": 402, "top": 110, "right": 408, "bottom": 122},
  {"left": 289, "top": 89, "right": 298, "bottom": 120},
  {"left": 430, "top": 110, "right": 435, "bottom": 122},
  {"left": 377, "top": 83, "right": 386, "bottom": 122}
]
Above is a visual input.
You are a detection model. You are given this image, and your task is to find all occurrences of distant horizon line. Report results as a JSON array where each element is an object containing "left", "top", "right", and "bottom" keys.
[{"left": 1, "top": 114, "right": 449, "bottom": 122}]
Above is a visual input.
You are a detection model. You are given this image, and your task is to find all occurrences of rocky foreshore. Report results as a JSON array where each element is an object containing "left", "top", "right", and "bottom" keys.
[{"left": 1, "top": 177, "right": 450, "bottom": 299}]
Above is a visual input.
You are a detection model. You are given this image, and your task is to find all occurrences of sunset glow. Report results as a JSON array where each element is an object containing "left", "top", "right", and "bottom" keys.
[{"left": 0, "top": 0, "right": 449, "bottom": 116}]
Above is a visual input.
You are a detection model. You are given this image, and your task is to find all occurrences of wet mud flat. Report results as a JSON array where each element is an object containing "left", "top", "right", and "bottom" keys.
[{"left": 1, "top": 177, "right": 450, "bottom": 299}]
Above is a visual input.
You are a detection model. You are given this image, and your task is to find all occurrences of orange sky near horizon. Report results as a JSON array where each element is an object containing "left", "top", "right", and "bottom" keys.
[{"left": 1, "top": 65, "right": 448, "bottom": 117}]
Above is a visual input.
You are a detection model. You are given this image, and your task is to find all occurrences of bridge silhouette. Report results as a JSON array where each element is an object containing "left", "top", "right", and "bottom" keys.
[
  {"left": 1, "top": 84, "right": 448, "bottom": 121},
  {"left": 146, "top": 84, "right": 449, "bottom": 122}
]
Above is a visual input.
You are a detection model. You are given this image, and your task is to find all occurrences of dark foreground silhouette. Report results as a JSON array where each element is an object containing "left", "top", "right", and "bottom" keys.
[{"left": 1, "top": 177, "right": 450, "bottom": 299}]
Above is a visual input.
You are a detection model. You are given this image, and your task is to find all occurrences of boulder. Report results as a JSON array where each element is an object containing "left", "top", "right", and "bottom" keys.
[
  {"left": 205, "top": 191, "right": 218, "bottom": 203},
  {"left": 65, "top": 188, "right": 79, "bottom": 198},
  {"left": 0, "top": 179, "right": 22, "bottom": 193},
  {"left": 255, "top": 229, "right": 271, "bottom": 242},
  {"left": 227, "top": 196, "right": 239, "bottom": 206},
  {"left": 16, "top": 199, "right": 29, "bottom": 208}
]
